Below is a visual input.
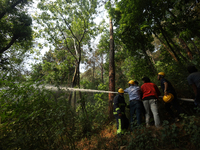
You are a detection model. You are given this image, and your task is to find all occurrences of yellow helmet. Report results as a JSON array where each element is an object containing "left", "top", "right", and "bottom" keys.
[
  {"left": 118, "top": 88, "right": 124, "bottom": 93},
  {"left": 163, "top": 93, "right": 174, "bottom": 103},
  {"left": 128, "top": 80, "right": 135, "bottom": 85},
  {"left": 158, "top": 72, "right": 165, "bottom": 77}
]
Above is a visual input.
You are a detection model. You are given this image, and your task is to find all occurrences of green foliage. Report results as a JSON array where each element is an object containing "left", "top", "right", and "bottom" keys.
[
  {"left": 0, "top": 0, "right": 33, "bottom": 69},
  {"left": 31, "top": 49, "right": 75, "bottom": 85},
  {"left": 34, "top": 0, "right": 98, "bottom": 88},
  {"left": 0, "top": 73, "right": 111, "bottom": 149},
  {"left": 128, "top": 127, "right": 159, "bottom": 150},
  {"left": 0, "top": 80, "right": 80, "bottom": 150},
  {"left": 110, "top": 0, "right": 200, "bottom": 85},
  {"left": 127, "top": 115, "right": 200, "bottom": 150},
  {"left": 76, "top": 83, "right": 109, "bottom": 132}
]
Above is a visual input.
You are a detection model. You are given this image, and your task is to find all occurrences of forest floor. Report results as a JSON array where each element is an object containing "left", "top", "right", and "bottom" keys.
[
  {"left": 76, "top": 122, "right": 187, "bottom": 150},
  {"left": 76, "top": 124, "right": 124, "bottom": 150}
]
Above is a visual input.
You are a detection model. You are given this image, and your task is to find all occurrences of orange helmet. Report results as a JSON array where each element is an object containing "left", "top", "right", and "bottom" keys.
[
  {"left": 158, "top": 72, "right": 165, "bottom": 77},
  {"left": 118, "top": 88, "right": 124, "bottom": 93},
  {"left": 128, "top": 80, "right": 135, "bottom": 85},
  {"left": 163, "top": 93, "right": 174, "bottom": 103}
]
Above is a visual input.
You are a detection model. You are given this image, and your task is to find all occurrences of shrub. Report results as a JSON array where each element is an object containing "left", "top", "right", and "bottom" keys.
[{"left": 0, "top": 80, "right": 79, "bottom": 150}]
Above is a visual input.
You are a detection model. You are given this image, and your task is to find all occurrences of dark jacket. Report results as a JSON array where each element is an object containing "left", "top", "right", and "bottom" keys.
[{"left": 113, "top": 94, "right": 126, "bottom": 115}]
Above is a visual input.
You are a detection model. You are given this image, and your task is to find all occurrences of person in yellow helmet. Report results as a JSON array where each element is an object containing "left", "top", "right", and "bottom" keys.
[
  {"left": 157, "top": 72, "right": 182, "bottom": 122},
  {"left": 113, "top": 88, "right": 129, "bottom": 136},
  {"left": 124, "top": 80, "right": 143, "bottom": 129}
]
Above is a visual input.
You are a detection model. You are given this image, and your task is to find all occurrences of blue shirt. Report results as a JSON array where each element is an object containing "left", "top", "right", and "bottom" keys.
[{"left": 124, "top": 85, "right": 141, "bottom": 101}]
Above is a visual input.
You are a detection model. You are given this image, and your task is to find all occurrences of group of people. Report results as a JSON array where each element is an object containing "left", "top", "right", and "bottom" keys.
[{"left": 113, "top": 66, "right": 200, "bottom": 136}]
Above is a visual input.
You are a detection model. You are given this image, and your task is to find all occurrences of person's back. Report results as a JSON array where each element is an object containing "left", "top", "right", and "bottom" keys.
[
  {"left": 187, "top": 72, "right": 200, "bottom": 88},
  {"left": 187, "top": 66, "right": 200, "bottom": 106},
  {"left": 124, "top": 80, "right": 143, "bottom": 128},
  {"left": 113, "top": 88, "right": 129, "bottom": 136},
  {"left": 124, "top": 85, "right": 141, "bottom": 101},
  {"left": 141, "top": 82, "right": 160, "bottom": 100},
  {"left": 141, "top": 77, "right": 161, "bottom": 127}
]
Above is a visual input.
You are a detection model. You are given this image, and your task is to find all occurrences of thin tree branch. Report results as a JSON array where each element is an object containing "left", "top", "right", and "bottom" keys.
[
  {"left": 52, "top": 4, "right": 80, "bottom": 43},
  {"left": 57, "top": 23, "right": 78, "bottom": 61},
  {"left": 0, "top": 36, "right": 17, "bottom": 54},
  {"left": 0, "top": 0, "right": 25, "bottom": 19}
]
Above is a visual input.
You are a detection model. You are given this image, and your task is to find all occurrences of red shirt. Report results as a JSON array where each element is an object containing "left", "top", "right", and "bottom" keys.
[{"left": 141, "top": 82, "right": 161, "bottom": 99}]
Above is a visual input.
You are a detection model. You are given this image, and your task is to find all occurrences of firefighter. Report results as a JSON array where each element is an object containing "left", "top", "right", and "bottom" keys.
[
  {"left": 158, "top": 72, "right": 182, "bottom": 122},
  {"left": 124, "top": 80, "right": 144, "bottom": 129},
  {"left": 113, "top": 88, "right": 129, "bottom": 136}
]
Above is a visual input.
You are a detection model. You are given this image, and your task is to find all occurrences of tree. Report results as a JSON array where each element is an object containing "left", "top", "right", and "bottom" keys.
[
  {"left": 104, "top": 0, "right": 115, "bottom": 119},
  {"left": 112, "top": 0, "right": 200, "bottom": 77},
  {"left": 0, "top": 0, "right": 33, "bottom": 67},
  {"left": 31, "top": 48, "right": 75, "bottom": 85},
  {"left": 35, "top": 0, "right": 98, "bottom": 116},
  {"left": 36, "top": 0, "right": 97, "bottom": 87}
]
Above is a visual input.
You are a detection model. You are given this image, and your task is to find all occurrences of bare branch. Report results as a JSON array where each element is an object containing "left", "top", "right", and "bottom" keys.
[
  {"left": 52, "top": 4, "right": 80, "bottom": 43},
  {"left": 0, "top": 36, "right": 17, "bottom": 54},
  {"left": 57, "top": 23, "right": 78, "bottom": 61}
]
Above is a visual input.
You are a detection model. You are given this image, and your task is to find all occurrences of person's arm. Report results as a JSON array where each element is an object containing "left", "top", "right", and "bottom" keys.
[
  {"left": 191, "top": 83, "right": 198, "bottom": 96},
  {"left": 124, "top": 88, "right": 128, "bottom": 93},
  {"left": 164, "top": 82, "right": 168, "bottom": 96}
]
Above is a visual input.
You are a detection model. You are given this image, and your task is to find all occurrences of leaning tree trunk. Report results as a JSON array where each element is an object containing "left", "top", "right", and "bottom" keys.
[
  {"left": 158, "top": 25, "right": 181, "bottom": 63},
  {"left": 68, "top": 61, "right": 78, "bottom": 105},
  {"left": 141, "top": 46, "right": 157, "bottom": 75},
  {"left": 179, "top": 37, "right": 193, "bottom": 60},
  {"left": 101, "top": 54, "right": 104, "bottom": 84},
  {"left": 154, "top": 32, "right": 180, "bottom": 63},
  {"left": 190, "top": 39, "right": 200, "bottom": 55},
  {"left": 109, "top": 16, "right": 115, "bottom": 120}
]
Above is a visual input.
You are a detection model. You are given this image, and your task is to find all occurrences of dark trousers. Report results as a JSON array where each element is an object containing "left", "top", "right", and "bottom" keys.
[
  {"left": 195, "top": 88, "right": 200, "bottom": 106},
  {"left": 165, "top": 94, "right": 182, "bottom": 119},
  {"left": 130, "top": 100, "right": 143, "bottom": 127},
  {"left": 114, "top": 114, "right": 129, "bottom": 135}
]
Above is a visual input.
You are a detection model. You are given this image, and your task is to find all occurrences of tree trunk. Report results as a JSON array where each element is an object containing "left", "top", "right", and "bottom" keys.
[
  {"left": 146, "top": 50, "right": 155, "bottom": 64},
  {"left": 101, "top": 54, "right": 104, "bottom": 84},
  {"left": 141, "top": 47, "right": 157, "bottom": 75},
  {"left": 68, "top": 61, "right": 78, "bottom": 105},
  {"left": 179, "top": 38, "right": 193, "bottom": 60},
  {"left": 190, "top": 39, "right": 200, "bottom": 54},
  {"left": 154, "top": 32, "right": 180, "bottom": 63},
  {"left": 167, "top": 8, "right": 194, "bottom": 60},
  {"left": 168, "top": 35, "right": 190, "bottom": 63},
  {"left": 158, "top": 26, "right": 182, "bottom": 63},
  {"left": 93, "top": 60, "right": 95, "bottom": 81},
  {"left": 109, "top": 16, "right": 115, "bottom": 120}
]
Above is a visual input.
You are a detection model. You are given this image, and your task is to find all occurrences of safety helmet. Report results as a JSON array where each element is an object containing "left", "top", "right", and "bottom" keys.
[
  {"left": 158, "top": 72, "right": 165, "bottom": 77},
  {"left": 163, "top": 93, "right": 174, "bottom": 103},
  {"left": 128, "top": 80, "right": 135, "bottom": 85},
  {"left": 118, "top": 88, "right": 124, "bottom": 93}
]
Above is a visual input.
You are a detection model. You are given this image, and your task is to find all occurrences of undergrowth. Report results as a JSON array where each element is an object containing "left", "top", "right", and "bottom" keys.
[
  {"left": 1, "top": 78, "right": 200, "bottom": 150},
  {"left": 0, "top": 79, "right": 109, "bottom": 150}
]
